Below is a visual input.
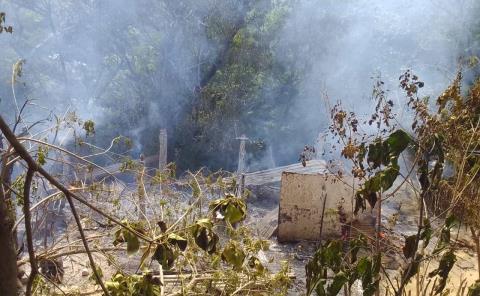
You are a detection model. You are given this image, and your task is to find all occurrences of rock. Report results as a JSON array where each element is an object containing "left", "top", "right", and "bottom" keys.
[
  {"left": 457, "top": 258, "right": 475, "bottom": 269},
  {"left": 81, "top": 269, "right": 89, "bottom": 277}
]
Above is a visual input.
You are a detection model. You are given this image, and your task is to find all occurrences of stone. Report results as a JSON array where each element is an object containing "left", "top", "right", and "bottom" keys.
[{"left": 81, "top": 269, "right": 89, "bottom": 277}]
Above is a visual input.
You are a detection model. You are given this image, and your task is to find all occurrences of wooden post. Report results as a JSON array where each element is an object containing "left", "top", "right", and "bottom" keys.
[
  {"left": 236, "top": 134, "right": 248, "bottom": 196},
  {"left": 238, "top": 173, "right": 245, "bottom": 198},
  {"left": 158, "top": 129, "right": 167, "bottom": 171},
  {"left": 267, "top": 144, "right": 276, "bottom": 168},
  {"left": 137, "top": 154, "right": 146, "bottom": 220},
  {"left": 236, "top": 134, "right": 248, "bottom": 175}
]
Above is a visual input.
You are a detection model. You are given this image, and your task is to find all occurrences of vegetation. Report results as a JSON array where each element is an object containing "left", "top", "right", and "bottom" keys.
[
  {"left": 304, "top": 68, "right": 480, "bottom": 295},
  {"left": 2, "top": 1, "right": 480, "bottom": 295},
  {"left": 0, "top": 99, "right": 293, "bottom": 295},
  {"left": 0, "top": 0, "right": 315, "bottom": 172}
]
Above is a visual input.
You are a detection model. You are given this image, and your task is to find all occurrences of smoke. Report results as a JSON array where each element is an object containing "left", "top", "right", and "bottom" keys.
[
  {"left": 265, "top": 0, "right": 479, "bottom": 164},
  {"left": 0, "top": 0, "right": 226, "bottom": 157},
  {"left": 1, "top": 0, "right": 479, "bottom": 170}
]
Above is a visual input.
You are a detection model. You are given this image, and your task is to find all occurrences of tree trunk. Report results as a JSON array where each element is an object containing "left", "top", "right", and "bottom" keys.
[
  {"left": 0, "top": 134, "right": 18, "bottom": 295},
  {"left": 0, "top": 188, "right": 18, "bottom": 295}
]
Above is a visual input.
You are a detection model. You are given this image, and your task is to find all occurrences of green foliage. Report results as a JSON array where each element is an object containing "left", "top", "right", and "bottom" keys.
[
  {"left": 12, "top": 173, "right": 26, "bottom": 206},
  {"left": 175, "top": 0, "right": 305, "bottom": 171},
  {"left": 355, "top": 129, "right": 412, "bottom": 214},
  {"left": 436, "top": 215, "right": 458, "bottom": 252},
  {"left": 306, "top": 238, "right": 380, "bottom": 296},
  {"left": 83, "top": 120, "right": 95, "bottom": 137},
  {"left": 209, "top": 194, "right": 247, "bottom": 225},
  {"left": 191, "top": 218, "right": 219, "bottom": 254},
  {"left": 428, "top": 250, "right": 456, "bottom": 294},
  {"left": 167, "top": 233, "right": 187, "bottom": 251},
  {"left": 36, "top": 145, "right": 48, "bottom": 166},
  {"left": 221, "top": 240, "right": 246, "bottom": 270},
  {"left": 152, "top": 243, "right": 177, "bottom": 270},
  {"left": 113, "top": 221, "right": 146, "bottom": 255},
  {"left": 119, "top": 157, "right": 137, "bottom": 172},
  {"left": 326, "top": 71, "right": 480, "bottom": 295},
  {"left": 105, "top": 273, "right": 161, "bottom": 296},
  {"left": 0, "top": 12, "right": 13, "bottom": 33}
]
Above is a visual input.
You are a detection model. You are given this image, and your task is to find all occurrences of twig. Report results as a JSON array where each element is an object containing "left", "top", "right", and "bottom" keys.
[
  {"left": 64, "top": 192, "right": 109, "bottom": 295},
  {"left": 376, "top": 190, "right": 382, "bottom": 296},
  {"left": 159, "top": 264, "right": 165, "bottom": 296},
  {"left": 24, "top": 169, "right": 37, "bottom": 296},
  {"left": 0, "top": 116, "right": 151, "bottom": 242},
  {"left": 396, "top": 170, "right": 425, "bottom": 296},
  {"left": 13, "top": 190, "right": 62, "bottom": 232},
  {"left": 17, "top": 137, "right": 116, "bottom": 180},
  {"left": 318, "top": 191, "right": 327, "bottom": 248},
  {"left": 231, "top": 280, "right": 254, "bottom": 296}
]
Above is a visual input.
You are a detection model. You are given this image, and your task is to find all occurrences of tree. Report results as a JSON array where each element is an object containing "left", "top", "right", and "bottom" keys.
[{"left": 0, "top": 11, "right": 19, "bottom": 296}]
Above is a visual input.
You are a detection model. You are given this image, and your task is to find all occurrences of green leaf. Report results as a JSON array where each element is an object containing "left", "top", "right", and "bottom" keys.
[
  {"left": 224, "top": 203, "right": 245, "bottom": 224},
  {"left": 195, "top": 218, "right": 214, "bottom": 229},
  {"left": 358, "top": 130, "right": 412, "bottom": 212},
  {"left": 112, "top": 221, "right": 145, "bottom": 255},
  {"left": 210, "top": 195, "right": 246, "bottom": 225},
  {"left": 153, "top": 244, "right": 176, "bottom": 270},
  {"left": 105, "top": 279, "right": 121, "bottom": 291},
  {"left": 306, "top": 247, "right": 326, "bottom": 296},
  {"left": 367, "top": 139, "right": 389, "bottom": 169},
  {"left": 420, "top": 218, "right": 433, "bottom": 248},
  {"left": 386, "top": 129, "right": 411, "bottom": 156},
  {"left": 221, "top": 241, "right": 246, "bottom": 270},
  {"left": 436, "top": 215, "right": 458, "bottom": 252},
  {"left": 355, "top": 255, "right": 380, "bottom": 296},
  {"left": 327, "top": 272, "right": 348, "bottom": 296},
  {"left": 37, "top": 146, "right": 48, "bottom": 165},
  {"left": 428, "top": 250, "right": 456, "bottom": 294},
  {"left": 322, "top": 241, "right": 343, "bottom": 271},
  {"left": 248, "top": 256, "right": 265, "bottom": 273},
  {"left": 105, "top": 272, "right": 161, "bottom": 295},
  {"left": 192, "top": 219, "right": 218, "bottom": 254},
  {"left": 349, "top": 235, "right": 367, "bottom": 264},
  {"left": 167, "top": 233, "right": 187, "bottom": 251},
  {"left": 357, "top": 163, "right": 399, "bottom": 209},
  {"left": 125, "top": 231, "right": 140, "bottom": 255},
  {"left": 314, "top": 279, "right": 327, "bottom": 296},
  {"left": 83, "top": 120, "right": 95, "bottom": 136}
]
